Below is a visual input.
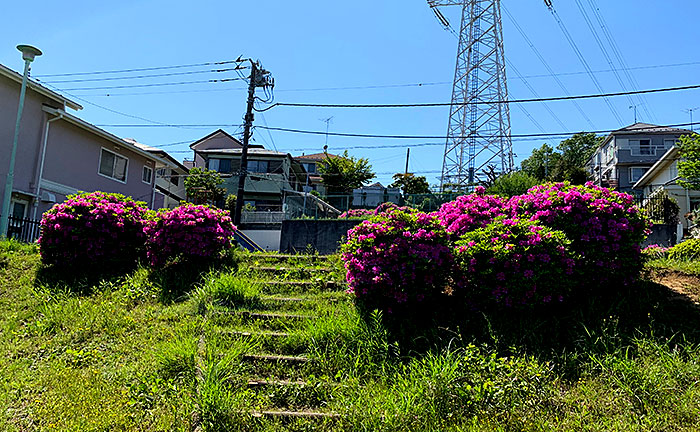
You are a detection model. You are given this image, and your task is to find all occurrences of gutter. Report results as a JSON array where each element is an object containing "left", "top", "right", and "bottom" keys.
[{"left": 32, "top": 111, "right": 63, "bottom": 220}]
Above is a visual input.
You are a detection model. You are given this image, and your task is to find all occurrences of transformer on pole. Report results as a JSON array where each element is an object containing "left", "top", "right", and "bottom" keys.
[{"left": 429, "top": 0, "right": 513, "bottom": 191}]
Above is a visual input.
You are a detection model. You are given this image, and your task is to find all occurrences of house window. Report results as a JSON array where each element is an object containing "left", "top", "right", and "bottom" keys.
[
  {"left": 207, "top": 158, "right": 231, "bottom": 173},
  {"left": 247, "top": 160, "right": 270, "bottom": 173},
  {"left": 170, "top": 170, "right": 180, "bottom": 186},
  {"left": 604, "top": 145, "right": 614, "bottom": 163},
  {"left": 630, "top": 139, "right": 654, "bottom": 156},
  {"left": 664, "top": 139, "right": 676, "bottom": 149},
  {"left": 301, "top": 163, "right": 316, "bottom": 174},
  {"left": 629, "top": 167, "right": 648, "bottom": 183},
  {"left": 142, "top": 166, "right": 153, "bottom": 184},
  {"left": 99, "top": 148, "right": 128, "bottom": 182}
]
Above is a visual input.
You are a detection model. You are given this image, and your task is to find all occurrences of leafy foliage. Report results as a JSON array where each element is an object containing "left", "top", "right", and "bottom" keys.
[
  {"left": 668, "top": 239, "right": 700, "bottom": 261},
  {"left": 389, "top": 173, "right": 430, "bottom": 194},
  {"left": 318, "top": 150, "right": 375, "bottom": 195},
  {"left": 434, "top": 186, "right": 515, "bottom": 237},
  {"left": 486, "top": 171, "right": 541, "bottom": 197},
  {"left": 184, "top": 167, "right": 226, "bottom": 204},
  {"left": 521, "top": 133, "right": 603, "bottom": 184},
  {"left": 677, "top": 133, "right": 700, "bottom": 190},
  {"left": 38, "top": 192, "right": 149, "bottom": 268},
  {"left": 454, "top": 217, "right": 575, "bottom": 308}
]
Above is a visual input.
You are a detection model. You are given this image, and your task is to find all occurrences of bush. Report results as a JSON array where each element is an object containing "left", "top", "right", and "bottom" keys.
[
  {"left": 339, "top": 208, "right": 375, "bottom": 219},
  {"left": 668, "top": 239, "right": 700, "bottom": 261},
  {"left": 144, "top": 204, "right": 237, "bottom": 267},
  {"left": 642, "top": 244, "right": 671, "bottom": 260},
  {"left": 434, "top": 186, "right": 515, "bottom": 237},
  {"left": 512, "top": 182, "right": 649, "bottom": 286},
  {"left": 340, "top": 208, "right": 453, "bottom": 315},
  {"left": 454, "top": 217, "right": 576, "bottom": 308},
  {"left": 38, "top": 192, "right": 148, "bottom": 268}
]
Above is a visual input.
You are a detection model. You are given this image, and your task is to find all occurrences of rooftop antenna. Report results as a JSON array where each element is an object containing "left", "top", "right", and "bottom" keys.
[
  {"left": 319, "top": 116, "right": 334, "bottom": 146},
  {"left": 629, "top": 104, "right": 639, "bottom": 123},
  {"left": 683, "top": 107, "right": 700, "bottom": 132}
]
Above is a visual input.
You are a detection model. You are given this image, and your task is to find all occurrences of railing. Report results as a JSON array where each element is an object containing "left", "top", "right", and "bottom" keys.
[
  {"left": 5, "top": 216, "right": 41, "bottom": 243},
  {"left": 240, "top": 211, "right": 286, "bottom": 224}
]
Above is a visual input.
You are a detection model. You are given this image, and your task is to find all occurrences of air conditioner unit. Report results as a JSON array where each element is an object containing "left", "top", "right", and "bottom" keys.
[{"left": 40, "top": 191, "right": 56, "bottom": 203}]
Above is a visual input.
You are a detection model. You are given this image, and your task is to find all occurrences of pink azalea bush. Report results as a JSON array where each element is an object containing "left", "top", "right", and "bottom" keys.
[
  {"left": 339, "top": 208, "right": 375, "bottom": 219},
  {"left": 38, "top": 192, "right": 149, "bottom": 268},
  {"left": 435, "top": 186, "right": 515, "bottom": 236},
  {"left": 453, "top": 217, "right": 576, "bottom": 308},
  {"left": 642, "top": 244, "right": 671, "bottom": 259},
  {"left": 511, "top": 182, "right": 650, "bottom": 285},
  {"left": 340, "top": 208, "right": 454, "bottom": 314},
  {"left": 144, "top": 204, "right": 237, "bottom": 267}
]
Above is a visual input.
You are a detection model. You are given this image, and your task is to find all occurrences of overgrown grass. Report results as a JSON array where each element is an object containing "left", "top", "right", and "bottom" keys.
[{"left": 2, "top": 243, "right": 700, "bottom": 431}]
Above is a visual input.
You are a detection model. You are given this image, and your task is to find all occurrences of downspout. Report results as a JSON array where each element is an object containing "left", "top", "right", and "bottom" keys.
[
  {"left": 32, "top": 113, "right": 63, "bottom": 220},
  {"left": 150, "top": 163, "right": 161, "bottom": 209}
]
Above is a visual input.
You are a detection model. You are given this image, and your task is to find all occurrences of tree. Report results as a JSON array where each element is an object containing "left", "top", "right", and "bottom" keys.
[
  {"left": 318, "top": 150, "right": 375, "bottom": 195},
  {"left": 520, "top": 143, "right": 561, "bottom": 181},
  {"left": 520, "top": 133, "right": 603, "bottom": 184},
  {"left": 678, "top": 133, "right": 700, "bottom": 189},
  {"left": 486, "top": 171, "right": 541, "bottom": 197},
  {"left": 390, "top": 173, "right": 430, "bottom": 195},
  {"left": 184, "top": 167, "right": 227, "bottom": 204}
]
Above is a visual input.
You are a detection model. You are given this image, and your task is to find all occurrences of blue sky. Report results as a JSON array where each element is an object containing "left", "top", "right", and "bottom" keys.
[{"left": 2, "top": 0, "right": 699, "bottom": 187}]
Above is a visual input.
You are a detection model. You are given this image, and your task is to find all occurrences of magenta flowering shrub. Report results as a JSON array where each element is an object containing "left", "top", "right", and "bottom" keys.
[
  {"left": 38, "top": 192, "right": 149, "bottom": 268},
  {"left": 144, "top": 204, "right": 237, "bottom": 267},
  {"left": 435, "top": 186, "right": 515, "bottom": 236},
  {"left": 339, "top": 208, "right": 375, "bottom": 219},
  {"left": 454, "top": 217, "right": 576, "bottom": 308},
  {"left": 512, "top": 182, "right": 650, "bottom": 285},
  {"left": 642, "top": 243, "right": 671, "bottom": 259},
  {"left": 340, "top": 209, "right": 454, "bottom": 314}
]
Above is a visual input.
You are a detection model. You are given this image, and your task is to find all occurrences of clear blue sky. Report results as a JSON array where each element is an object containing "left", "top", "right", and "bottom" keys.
[{"left": 2, "top": 0, "right": 699, "bottom": 187}]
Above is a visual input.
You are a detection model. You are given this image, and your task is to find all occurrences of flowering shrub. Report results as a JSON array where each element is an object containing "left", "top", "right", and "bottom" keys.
[
  {"left": 38, "top": 192, "right": 148, "bottom": 268},
  {"left": 339, "top": 208, "right": 375, "bottom": 219},
  {"left": 512, "top": 182, "right": 649, "bottom": 285},
  {"left": 668, "top": 239, "right": 700, "bottom": 261},
  {"left": 454, "top": 217, "right": 576, "bottom": 308},
  {"left": 373, "top": 202, "right": 410, "bottom": 215},
  {"left": 642, "top": 244, "right": 671, "bottom": 260},
  {"left": 340, "top": 209, "right": 453, "bottom": 314},
  {"left": 435, "top": 186, "right": 515, "bottom": 236},
  {"left": 144, "top": 204, "right": 237, "bottom": 267}
]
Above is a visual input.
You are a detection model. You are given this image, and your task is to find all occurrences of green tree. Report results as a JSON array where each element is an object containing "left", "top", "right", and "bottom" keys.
[
  {"left": 318, "top": 150, "right": 375, "bottom": 195},
  {"left": 521, "top": 133, "right": 603, "bottom": 184},
  {"left": 520, "top": 143, "right": 561, "bottom": 181},
  {"left": 184, "top": 167, "right": 227, "bottom": 204},
  {"left": 678, "top": 133, "right": 700, "bottom": 189},
  {"left": 486, "top": 171, "right": 541, "bottom": 197},
  {"left": 390, "top": 173, "right": 431, "bottom": 195}
]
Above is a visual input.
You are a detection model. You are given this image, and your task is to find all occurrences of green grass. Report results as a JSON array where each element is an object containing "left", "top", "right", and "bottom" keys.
[{"left": 1, "top": 243, "right": 700, "bottom": 431}]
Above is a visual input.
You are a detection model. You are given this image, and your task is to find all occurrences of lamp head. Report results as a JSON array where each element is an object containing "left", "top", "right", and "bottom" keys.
[{"left": 17, "top": 45, "right": 42, "bottom": 62}]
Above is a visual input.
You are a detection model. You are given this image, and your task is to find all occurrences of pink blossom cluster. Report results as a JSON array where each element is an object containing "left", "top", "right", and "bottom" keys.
[
  {"left": 454, "top": 217, "right": 576, "bottom": 308},
  {"left": 512, "top": 182, "right": 650, "bottom": 285},
  {"left": 38, "top": 191, "right": 149, "bottom": 267},
  {"left": 434, "top": 186, "right": 515, "bottom": 236},
  {"left": 340, "top": 208, "right": 454, "bottom": 314},
  {"left": 642, "top": 243, "right": 671, "bottom": 259},
  {"left": 338, "top": 208, "right": 375, "bottom": 219},
  {"left": 144, "top": 204, "right": 237, "bottom": 267}
]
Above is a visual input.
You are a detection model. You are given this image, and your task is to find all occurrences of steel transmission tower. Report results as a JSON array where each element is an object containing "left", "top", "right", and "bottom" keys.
[{"left": 429, "top": 0, "right": 513, "bottom": 191}]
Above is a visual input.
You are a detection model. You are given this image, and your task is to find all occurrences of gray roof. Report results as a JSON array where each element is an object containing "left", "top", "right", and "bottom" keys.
[
  {"left": 197, "top": 148, "right": 289, "bottom": 157},
  {"left": 612, "top": 122, "right": 692, "bottom": 135}
]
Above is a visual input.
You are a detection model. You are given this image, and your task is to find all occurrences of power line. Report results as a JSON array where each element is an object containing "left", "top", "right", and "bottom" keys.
[
  {"left": 507, "top": 59, "right": 567, "bottom": 130},
  {"left": 255, "top": 83, "right": 700, "bottom": 111},
  {"left": 34, "top": 60, "right": 242, "bottom": 77},
  {"left": 39, "top": 68, "right": 240, "bottom": 84},
  {"left": 60, "top": 77, "right": 245, "bottom": 91}
]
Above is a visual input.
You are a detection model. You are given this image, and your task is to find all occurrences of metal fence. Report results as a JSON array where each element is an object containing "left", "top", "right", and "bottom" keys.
[{"left": 6, "top": 216, "right": 41, "bottom": 243}]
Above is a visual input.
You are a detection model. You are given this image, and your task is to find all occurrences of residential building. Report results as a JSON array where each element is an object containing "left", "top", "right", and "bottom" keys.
[
  {"left": 352, "top": 182, "right": 401, "bottom": 208},
  {"left": 0, "top": 64, "right": 174, "bottom": 235},
  {"left": 190, "top": 129, "right": 306, "bottom": 211},
  {"left": 586, "top": 123, "right": 692, "bottom": 194},
  {"left": 293, "top": 152, "right": 340, "bottom": 196},
  {"left": 126, "top": 139, "right": 188, "bottom": 208}
]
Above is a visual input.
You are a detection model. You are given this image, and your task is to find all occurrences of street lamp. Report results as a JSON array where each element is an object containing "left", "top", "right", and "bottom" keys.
[{"left": 0, "top": 44, "right": 42, "bottom": 238}]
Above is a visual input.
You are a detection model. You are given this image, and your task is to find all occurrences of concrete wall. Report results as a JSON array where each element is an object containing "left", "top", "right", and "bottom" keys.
[
  {"left": 280, "top": 219, "right": 363, "bottom": 254},
  {"left": 241, "top": 229, "right": 281, "bottom": 251},
  {"left": 643, "top": 224, "right": 680, "bottom": 248}
]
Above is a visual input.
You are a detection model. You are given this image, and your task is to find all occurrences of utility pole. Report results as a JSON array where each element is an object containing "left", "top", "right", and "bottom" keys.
[
  {"left": 404, "top": 148, "right": 410, "bottom": 175},
  {"left": 233, "top": 59, "right": 273, "bottom": 226}
]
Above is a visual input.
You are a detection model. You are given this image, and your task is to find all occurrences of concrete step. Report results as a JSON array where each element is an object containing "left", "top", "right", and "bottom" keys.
[
  {"left": 251, "top": 266, "right": 333, "bottom": 273},
  {"left": 247, "top": 379, "right": 308, "bottom": 388},
  {"left": 249, "top": 410, "right": 341, "bottom": 419},
  {"left": 243, "top": 354, "right": 310, "bottom": 364},
  {"left": 221, "top": 330, "right": 290, "bottom": 338}
]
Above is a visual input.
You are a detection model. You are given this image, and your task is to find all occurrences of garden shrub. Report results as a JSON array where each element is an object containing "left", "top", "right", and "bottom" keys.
[
  {"left": 642, "top": 244, "right": 671, "bottom": 260},
  {"left": 512, "top": 182, "right": 649, "bottom": 286},
  {"left": 339, "top": 208, "right": 375, "bottom": 219},
  {"left": 38, "top": 192, "right": 149, "bottom": 268},
  {"left": 435, "top": 186, "right": 515, "bottom": 237},
  {"left": 144, "top": 204, "right": 237, "bottom": 267},
  {"left": 454, "top": 217, "right": 576, "bottom": 308},
  {"left": 340, "top": 208, "right": 454, "bottom": 316},
  {"left": 668, "top": 239, "right": 700, "bottom": 261}
]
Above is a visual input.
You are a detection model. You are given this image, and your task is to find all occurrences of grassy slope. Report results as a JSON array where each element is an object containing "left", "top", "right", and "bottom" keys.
[{"left": 0, "top": 241, "right": 699, "bottom": 431}]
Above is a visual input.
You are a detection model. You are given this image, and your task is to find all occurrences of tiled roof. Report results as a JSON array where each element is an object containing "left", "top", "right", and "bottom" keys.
[
  {"left": 613, "top": 122, "right": 692, "bottom": 135},
  {"left": 294, "top": 152, "right": 340, "bottom": 161}
]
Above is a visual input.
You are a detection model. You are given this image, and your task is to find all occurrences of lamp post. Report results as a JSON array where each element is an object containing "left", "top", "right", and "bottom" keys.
[{"left": 0, "top": 44, "right": 42, "bottom": 238}]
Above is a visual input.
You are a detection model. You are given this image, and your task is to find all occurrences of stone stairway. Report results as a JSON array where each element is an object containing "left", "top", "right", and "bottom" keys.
[{"left": 195, "top": 253, "right": 349, "bottom": 429}]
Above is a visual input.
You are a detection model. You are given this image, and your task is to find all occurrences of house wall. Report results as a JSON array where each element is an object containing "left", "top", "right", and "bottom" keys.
[{"left": 0, "top": 76, "right": 63, "bottom": 213}]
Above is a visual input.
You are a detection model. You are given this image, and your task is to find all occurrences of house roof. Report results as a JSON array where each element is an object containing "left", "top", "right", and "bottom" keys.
[
  {"left": 125, "top": 139, "right": 189, "bottom": 172},
  {"left": 196, "top": 148, "right": 289, "bottom": 157},
  {"left": 294, "top": 152, "right": 340, "bottom": 161},
  {"left": 189, "top": 129, "right": 243, "bottom": 149},
  {"left": 0, "top": 64, "right": 82, "bottom": 111},
  {"left": 632, "top": 145, "right": 680, "bottom": 189},
  {"left": 43, "top": 106, "right": 170, "bottom": 167},
  {"left": 612, "top": 122, "right": 692, "bottom": 135}
]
